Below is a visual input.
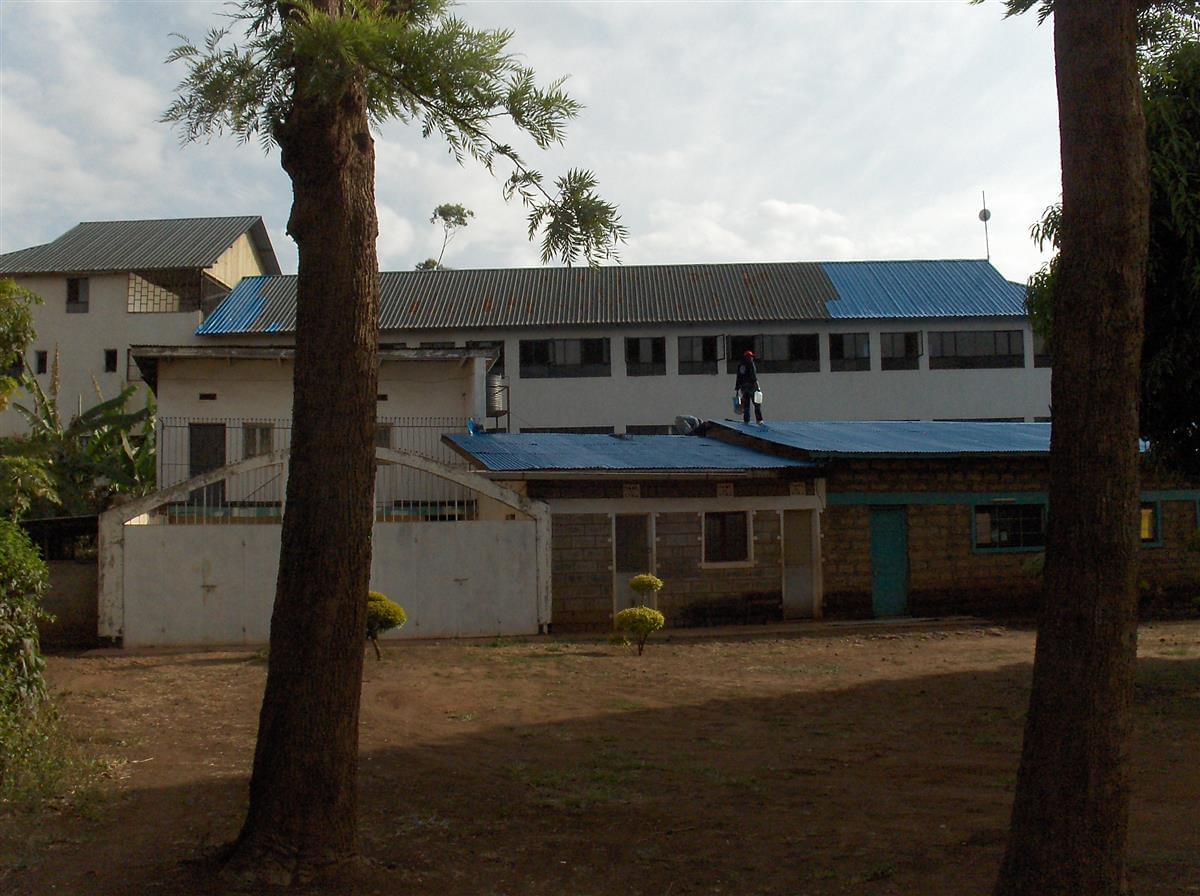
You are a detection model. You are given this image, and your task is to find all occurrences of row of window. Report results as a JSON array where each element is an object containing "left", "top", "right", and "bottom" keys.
[
  {"left": 20, "top": 348, "right": 121, "bottom": 376},
  {"left": 506, "top": 331, "right": 1045, "bottom": 379},
  {"left": 686, "top": 501, "right": 1165, "bottom": 569},
  {"left": 974, "top": 502, "right": 1161, "bottom": 550}
]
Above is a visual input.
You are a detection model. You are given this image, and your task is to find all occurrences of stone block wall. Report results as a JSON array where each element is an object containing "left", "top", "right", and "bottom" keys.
[
  {"left": 820, "top": 506, "right": 873, "bottom": 617},
  {"left": 1140, "top": 499, "right": 1200, "bottom": 593},
  {"left": 550, "top": 513, "right": 612, "bottom": 631}
]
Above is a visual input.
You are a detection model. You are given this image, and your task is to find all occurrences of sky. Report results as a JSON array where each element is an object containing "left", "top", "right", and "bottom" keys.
[{"left": 0, "top": 1, "right": 1063, "bottom": 284}]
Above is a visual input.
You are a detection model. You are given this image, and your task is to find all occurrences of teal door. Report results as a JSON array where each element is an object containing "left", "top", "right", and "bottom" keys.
[{"left": 869, "top": 507, "right": 909, "bottom": 617}]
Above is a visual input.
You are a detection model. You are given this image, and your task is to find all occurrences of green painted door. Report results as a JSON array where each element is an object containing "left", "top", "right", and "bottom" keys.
[{"left": 869, "top": 507, "right": 908, "bottom": 617}]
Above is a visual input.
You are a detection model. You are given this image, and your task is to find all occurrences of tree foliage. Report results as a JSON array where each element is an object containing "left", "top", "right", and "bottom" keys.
[
  {"left": 1024, "top": 16, "right": 1200, "bottom": 473},
  {"left": 9, "top": 378, "right": 156, "bottom": 517},
  {"left": 418, "top": 202, "right": 473, "bottom": 270},
  {"left": 164, "top": 0, "right": 626, "bottom": 265},
  {"left": 0, "top": 278, "right": 40, "bottom": 413}
]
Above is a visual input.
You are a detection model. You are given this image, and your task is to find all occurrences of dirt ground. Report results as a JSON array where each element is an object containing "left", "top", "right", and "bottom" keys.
[{"left": 2, "top": 619, "right": 1198, "bottom": 896}]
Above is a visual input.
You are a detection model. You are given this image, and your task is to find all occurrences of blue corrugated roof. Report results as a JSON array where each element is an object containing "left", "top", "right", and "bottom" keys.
[
  {"left": 197, "top": 258, "right": 1027, "bottom": 335},
  {"left": 444, "top": 432, "right": 815, "bottom": 473},
  {"left": 710, "top": 420, "right": 1051, "bottom": 457},
  {"left": 822, "top": 260, "right": 1026, "bottom": 318}
]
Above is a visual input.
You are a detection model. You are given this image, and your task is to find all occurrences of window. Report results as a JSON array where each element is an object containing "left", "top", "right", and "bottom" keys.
[
  {"left": 519, "top": 338, "right": 611, "bottom": 378},
  {"left": 703, "top": 511, "right": 751, "bottom": 563},
  {"left": 35, "top": 351, "right": 47, "bottom": 375},
  {"left": 830, "top": 332, "right": 870, "bottom": 372},
  {"left": 103, "top": 349, "right": 118, "bottom": 373},
  {"left": 466, "top": 340, "right": 505, "bottom": 376},
  {"left": 420, "top": 341, "right": 456, "bottom": 349},
  {"left": 625, "top": 337, "right": 665, "bottom": 376},
  {"left": 626, "top": 424, "right": 673, "bottom": 435},
  {"left": 374, "top": 423, "right": 393, "bottom": 449},
  {"left": 66, "top": 277, "right": 89, "bottom": 313},
  {"left": 881, "top": 331, "right": 922, "bottom": 370},
  {"left": 929, "top": 330, "right": 1024, "bottom": 369},
  {"left": 678, "top": 335, "right": 719, "bottom": 375},
  {"left": 1033, "top": 332, "right": 1052, "bottom": 368},
  {"left": 974, "top": 503, "right": 1046, "bottom": 550},
  {"left": 1140, "top": 502, "right": 1160, "bottom": 544},
  {"left": 243, "top": 423, "right": 274, "bottom": 459},
  {"left": 726, "top": 334, "right": 819, "bottom": 373}
]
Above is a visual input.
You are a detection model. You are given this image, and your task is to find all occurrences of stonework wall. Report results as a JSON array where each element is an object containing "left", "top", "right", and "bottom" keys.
[
  {"left": 550, "top": 513, "right": 612, "bottom": 631},
  {"left": 825, "top": 457, "right": 1050, "bottom": 494},
  {"left": 549, "top": 508, "right": 787, "bottom": 631},
  {"left": 1140, "top": 500, "right": 1200, "bottom": 592},
  {"left": 820, "top": 506, "right": 872, "bottom": 618}
]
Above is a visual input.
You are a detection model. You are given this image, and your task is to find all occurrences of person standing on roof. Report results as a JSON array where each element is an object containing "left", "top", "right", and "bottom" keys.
[{"left": 735, "top": 350, "right": 764, "bottom": 424}]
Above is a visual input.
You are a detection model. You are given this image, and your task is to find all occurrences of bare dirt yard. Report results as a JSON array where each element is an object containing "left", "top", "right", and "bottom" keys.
[{"left": 2, "top": 619, "right": 1198, "bottom": 896}]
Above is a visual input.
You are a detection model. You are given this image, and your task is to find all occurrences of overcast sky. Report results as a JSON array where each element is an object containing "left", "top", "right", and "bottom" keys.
[{"left": 0, "top": 1, "right": 1062, "bottom": 283}]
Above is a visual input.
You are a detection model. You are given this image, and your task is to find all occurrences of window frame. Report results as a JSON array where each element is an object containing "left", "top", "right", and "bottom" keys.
[
  {"left": 880, "top": 331, "right": 922, "bottom": 371},
  {"left": 34, "top": 350, "right": 48, "bottom": 375},
  {"left": 829, "top": 332, "right": 871, "bottom": 372},
  {"left": 243, "top": 423, "right": 275, "bottom": 459},
  {"left": 678, "top": 335, "right": 719, "bottom": 375},
  {"left": 1139, "top": 500, "right": 1163, "bottom": 547},
  {"left": 702, "top": 510, "right": 754, "bottom": 566},
  {"left": 929, "top": 330, "right": 1025, "bottom": 370},
  {"left": 725, "top": 334, "right": 819, "bottom": 374},
  {"left": 972, "top": 501, "right": 1047, "bottom": 553},
  {"left": 518, "top": 338, "right": 612, "bottom": 379},
  {"left": 66, "top": 277, "right": 89, "bottom": 313},
  {"left": 103, "top": 348, "right": 118, "bottom": 373},
  {"left": 624, "top": 336, "right": 666, "bottom": 377}
]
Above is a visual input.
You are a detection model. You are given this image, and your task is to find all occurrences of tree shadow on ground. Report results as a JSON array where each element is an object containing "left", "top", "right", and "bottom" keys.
[{"left": 4, "top": 656, "right": 1196, "bottom": 896}]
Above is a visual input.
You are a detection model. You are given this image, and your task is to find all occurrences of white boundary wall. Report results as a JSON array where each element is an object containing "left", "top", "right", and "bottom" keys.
[{"left": 101, "top": 449, "right": 550, "bottom": 647}]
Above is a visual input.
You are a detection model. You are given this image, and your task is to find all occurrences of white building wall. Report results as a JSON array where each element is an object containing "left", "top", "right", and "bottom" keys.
[{"left": 220, "top": 316, "right": 1047, "bottom": 430}]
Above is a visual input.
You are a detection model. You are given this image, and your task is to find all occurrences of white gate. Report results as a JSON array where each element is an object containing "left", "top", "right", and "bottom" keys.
[{"left": 98, "top": 449, "right": 550, "bottom": 647}]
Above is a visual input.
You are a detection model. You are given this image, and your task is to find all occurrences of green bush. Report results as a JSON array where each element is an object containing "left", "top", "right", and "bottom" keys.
[
  {"left": 614, "top": 606, "right": 665, "bottom": 656},
  {"left": 1, "top": 518, "right": 49, "bottom": 713},
  {"left": 628, "top": 573, "right": 664, "bottom": 602},
  {"left": 366, "top": 591, "right": 407, "bottom": 659}
]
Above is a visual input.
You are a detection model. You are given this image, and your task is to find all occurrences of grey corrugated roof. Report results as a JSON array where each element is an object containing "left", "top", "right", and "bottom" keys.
[
  {"left": 443, "top": 432, "right": 815, "bottom": 473},
  {"left": 706, "top": 420, "right": 1052, "bottom": 458},
  {"left": 0, "top": 217, "right": 281, "bottom": 276},
  {"left": 199, "top": 259, "right": 1026, "bottom": 335}
]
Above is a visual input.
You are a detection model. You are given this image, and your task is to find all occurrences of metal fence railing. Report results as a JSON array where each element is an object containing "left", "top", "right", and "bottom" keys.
[{"left": 149, "top": 416, "right": 474, "bottom": 525}]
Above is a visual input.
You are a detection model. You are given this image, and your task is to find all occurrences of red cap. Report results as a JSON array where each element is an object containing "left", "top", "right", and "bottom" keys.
[{"left": 743, "top": 350, "right": 755, "bottom": 359}]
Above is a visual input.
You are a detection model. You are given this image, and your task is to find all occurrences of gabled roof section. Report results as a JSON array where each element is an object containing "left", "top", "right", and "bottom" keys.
[
  {"left": 443, "top": 432, "right": 817, "bottom": 476},
  {"left": 197, "top": 258, "right": 1025, "bottom": 335},
  {"left": 0, "top": 217, "right": 281, "bottom": 276},
  {"left": 703, "top": 420, "right": 1052, "bottom": 458}
]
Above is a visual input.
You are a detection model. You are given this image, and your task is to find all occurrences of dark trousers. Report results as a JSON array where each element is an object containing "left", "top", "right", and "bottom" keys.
[{"left": 740, "top": 387, "right": 763, "bottom": 423}]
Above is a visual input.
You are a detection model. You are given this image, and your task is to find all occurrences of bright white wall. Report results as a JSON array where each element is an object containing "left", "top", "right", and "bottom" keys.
[
  {"left": 217, "top": 316, "right": 1050, "bottom": 431},
  {"left": 121, "top": 519, "right": 538, "bottom": 647},
  {"left": 155, "top": 356, "right": 481, "bottom": 422}
]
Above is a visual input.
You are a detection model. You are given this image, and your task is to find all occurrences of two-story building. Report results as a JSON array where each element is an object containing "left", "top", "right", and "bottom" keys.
[
  {"left": 194, "top": 258, "right": 1051, "bottom": 434},
  {"left": 0, "top": 216, "right": 280, "bottom": 435}
]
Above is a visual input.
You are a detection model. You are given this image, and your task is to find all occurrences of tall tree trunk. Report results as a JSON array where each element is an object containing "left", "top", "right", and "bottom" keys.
[
  {"left": 225, "top": 5, "right": 380, "bottom": 882},
  {"left": 995, "top": 3, "right": 1148, "bottom": 895}
]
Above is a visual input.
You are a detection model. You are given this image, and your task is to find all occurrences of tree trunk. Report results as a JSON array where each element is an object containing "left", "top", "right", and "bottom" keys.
[
  {"left": 995, "top": 3, "right": 1148, "bottom": 895},
  {"left": 225, "top": 5, "right": 380, "bottom": 882}
]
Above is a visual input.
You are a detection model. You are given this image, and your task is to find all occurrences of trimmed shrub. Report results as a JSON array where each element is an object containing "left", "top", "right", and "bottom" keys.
[
  {"left": 614, "top": 606, "right": 665, "bottom": 656},
  {"left": 628, "top": 573, "right": 664, "bottom": 603},
  {"left": 366, "top": 591, "right": 407, "bottom": 659}
]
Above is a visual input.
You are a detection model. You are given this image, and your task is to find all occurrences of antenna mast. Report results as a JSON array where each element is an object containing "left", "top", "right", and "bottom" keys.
[{"left": 978, "top": 190, "right": 992, "bottom": 261}]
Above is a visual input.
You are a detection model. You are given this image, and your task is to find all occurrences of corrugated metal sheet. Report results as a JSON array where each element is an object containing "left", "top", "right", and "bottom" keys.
[
  {"left": 712, "top": 420, "right": 1051, "bottom": 457},
  {"left": 823, "top": 260, "right": 1026, "bottom": 318},
  {"left": 0, "top": 217, "right": 281, "bottom": 275},
  {"left": 198, "top": 258, "right": 1028, "bottom": 335},
  {"left": 444, "top": 432, "right": 814, "bottom": 472}
]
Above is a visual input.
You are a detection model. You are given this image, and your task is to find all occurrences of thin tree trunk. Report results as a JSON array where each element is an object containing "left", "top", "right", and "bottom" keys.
[
  {"left": 995, "top": 3, "right": 1148, "bottom": 895},
  {"left": 225, "top": 4, "right": 380, "bottom": 881}
]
